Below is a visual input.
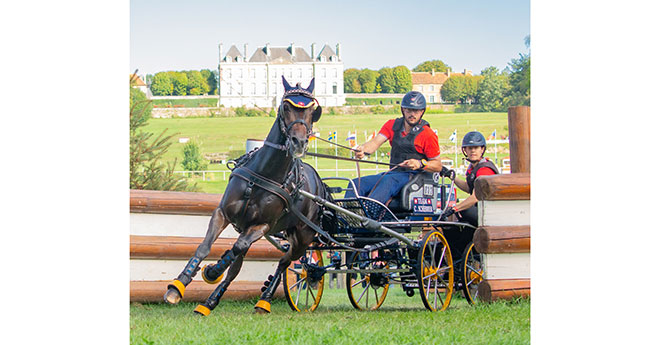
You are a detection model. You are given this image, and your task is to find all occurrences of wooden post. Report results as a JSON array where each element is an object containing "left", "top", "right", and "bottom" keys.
[{"left": 507, "top": 106, "right": 530, "bottom": 173}]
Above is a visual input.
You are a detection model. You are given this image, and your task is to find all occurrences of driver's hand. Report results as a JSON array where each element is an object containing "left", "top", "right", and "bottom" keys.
[
  {"left": 354, "top": 145, "right": 365, "bottom": 159},
  {"left": 399, "top": 159, "right": 421, "bottom": 170}
]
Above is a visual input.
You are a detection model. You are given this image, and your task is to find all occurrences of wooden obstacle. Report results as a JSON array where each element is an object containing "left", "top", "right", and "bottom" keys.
[
  {"left": 130, "top": 189, "right": 286, "bottom": 303},
  {"left": 474, "top": 106, "right": 531, "bottom": 303}
]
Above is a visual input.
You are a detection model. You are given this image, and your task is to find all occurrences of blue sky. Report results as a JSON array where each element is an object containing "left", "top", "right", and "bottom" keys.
[{"left": 130, "top": 0, "right": 529, "bottom": 75}]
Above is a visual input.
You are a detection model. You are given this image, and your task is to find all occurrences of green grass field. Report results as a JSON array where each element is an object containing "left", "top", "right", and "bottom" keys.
[
  {"left": 130, "top": 288, "right": 530, "bottom": 345},
  {"left": 140, "top": 111, "right": 510, "bottom": 195}
]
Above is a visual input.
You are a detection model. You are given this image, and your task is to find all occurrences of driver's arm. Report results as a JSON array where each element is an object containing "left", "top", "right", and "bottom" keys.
[{"left": 355, "top": 134, "right": 388, "bottom": 159}]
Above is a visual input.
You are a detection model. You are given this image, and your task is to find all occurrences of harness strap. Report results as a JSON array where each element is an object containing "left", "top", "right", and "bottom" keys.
[{"left": 230, "top": 166, "right": 368, "bottom": 253}]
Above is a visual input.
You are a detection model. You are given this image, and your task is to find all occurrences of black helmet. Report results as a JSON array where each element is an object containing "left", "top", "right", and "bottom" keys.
[
  {"left": 401, "top": 91, "right": 426, "bottom": 110},
  {"left": 462, "top": 131, "right": 486, "bottom": 148}
]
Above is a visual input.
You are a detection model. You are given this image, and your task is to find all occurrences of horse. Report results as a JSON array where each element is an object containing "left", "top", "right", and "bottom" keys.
[{"left": 163, "top": 76, "right": 326, "bottom": 315}]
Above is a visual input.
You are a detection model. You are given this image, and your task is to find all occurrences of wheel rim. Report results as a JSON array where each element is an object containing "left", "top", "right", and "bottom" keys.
[
  {"left": 283, "top": 249, "right": 324, "bottom": 312},
  {"left": 346, "top": 253, "right": 389, "bottom": 310},
  {"left": 462, "top": 242, "right": 483, "bottom": 305},
  {"left": 417, "top": 231, "right": 453, "bottom": 311}
]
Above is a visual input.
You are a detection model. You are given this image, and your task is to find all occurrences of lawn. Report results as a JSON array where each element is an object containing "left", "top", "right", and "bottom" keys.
[
  {"left": 130, "top": 287, "right": 530, "bottom": 345},
  {"left": 139, "top": 111, "right": 510, "bottom": 195}
]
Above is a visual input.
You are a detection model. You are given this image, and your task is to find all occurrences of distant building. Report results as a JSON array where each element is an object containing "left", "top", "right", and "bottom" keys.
[
  {"left": 411, "top": 69, "right": 472, "bottom": 103},
  {"left": 130, "top": 74, "right": 151, "bottom": 97},
  {"left": 218, "top": 42, "right": 345, "bottom": 108}
]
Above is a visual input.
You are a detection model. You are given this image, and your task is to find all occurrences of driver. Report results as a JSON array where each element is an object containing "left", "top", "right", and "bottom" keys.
[
  {"left": 344, "top": 91, "right": 449, "bottom": 204},
  {"left": 441, "top": 131, "right": 499, "bottom": 226}
]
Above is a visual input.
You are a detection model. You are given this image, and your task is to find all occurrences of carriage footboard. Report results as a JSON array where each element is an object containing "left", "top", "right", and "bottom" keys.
[{"left": 298, "top": 190, "right": 415, "bottom": 246}]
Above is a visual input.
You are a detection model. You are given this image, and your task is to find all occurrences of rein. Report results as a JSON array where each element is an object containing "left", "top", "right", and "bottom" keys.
[
  {"left": 309, "top": 134, "right": 370, "bottom": 156},
  {"left": 305, "top": 152, "right": 399, "bottom": 167}
]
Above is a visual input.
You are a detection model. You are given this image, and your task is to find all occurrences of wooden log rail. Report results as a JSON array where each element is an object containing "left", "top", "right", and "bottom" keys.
[
  {"left": 474, "top": 173, "right": 530, "bottom": 201},
  {"left": 130, "top": 189, "right": 222, "bottom": 216},
  {"left": 507, "top": 106, "right": 530, "bottom": 173},
  {"left": 473, "top": 226, "right": 530, "bottom": 253},
  {"left": 130, "top": 235, "right": 282, "bottom": 260},
  {"left": 477, "top": 279, "right": 530, "bottom": 302},
  {"left": 131, "top": 281, "right": 285, "bottom": 303}
]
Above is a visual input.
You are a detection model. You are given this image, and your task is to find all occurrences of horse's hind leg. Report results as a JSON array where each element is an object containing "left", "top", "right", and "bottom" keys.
[
  {"left": 164, "top": 207, "right": 229, "bottom": 304},
  {"left": 255, "top": 228, "right": 315, "bottom": 314},
  {"left": 193, "top": 223, "right": 270, "bottom": 316}
]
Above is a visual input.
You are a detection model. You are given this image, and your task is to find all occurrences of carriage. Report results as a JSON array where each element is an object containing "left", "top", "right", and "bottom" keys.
[{"left": 273, "top": 171, "right": 484, "bottom": 312}]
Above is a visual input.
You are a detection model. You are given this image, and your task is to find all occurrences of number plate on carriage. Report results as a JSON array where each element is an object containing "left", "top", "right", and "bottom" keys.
[
  {"left": 412, "top": 197, "right": 434, "bottom": 213},
  {"left": 423, "top": 184, "right": 434, "bottom": 196}
]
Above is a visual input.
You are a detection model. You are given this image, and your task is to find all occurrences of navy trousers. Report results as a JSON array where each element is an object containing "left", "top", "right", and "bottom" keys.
[{"left": 344, "top": 171, "right": 415, "bottom": 204}]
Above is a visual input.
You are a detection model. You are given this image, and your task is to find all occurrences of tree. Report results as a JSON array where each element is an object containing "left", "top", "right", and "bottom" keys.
[
  {"left": 186, "top": 70, "right": 209, "bottom": 95},
  {"left": 440, "top": 76, "right": 465, "bottom": 103},
  {"left": 201, "top": 69, "right": 217, "bottom": 95},
  {"left": 170, "top": 71, "right": 189, "bottom": 96},
  {"left": 150, "top": 72, "right": 173, "bottom": 96},
  {"left": 181, "top": 140, "right": 208, "bottom": 172},
  {"left": 476, "top": 66, "right": 509, "bottom": 112},
  {"left": 358, "top": 69, "right": 378, "bottom": 93},
  {"left": 392, "top": 65, "right": 412, "bottom": 93},
  {"left": 504, "top": 53, "right": 530, "bottom": 106},
  {"left": 377, "top": 67, "right": 396, "bottom": 93},
  {"left": 129, "top": 84, "right": 198, "bottom": 191},
  {"left": 130, "top": 86, "right": 152, "bottom": 121},
  {"left": 344, "top": 68, "right": 361, "bottom": 93},
  {"left": 413, "top": 59, "right": 450, "bottom": 73}
]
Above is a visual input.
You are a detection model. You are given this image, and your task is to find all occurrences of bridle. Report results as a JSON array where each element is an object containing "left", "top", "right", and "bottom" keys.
[{"left": 264, "top": 89, "right": 318, "bottom": 154}]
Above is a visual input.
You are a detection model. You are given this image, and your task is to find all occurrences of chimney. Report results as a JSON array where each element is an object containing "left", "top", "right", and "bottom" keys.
[
  {"left": 431, "top": 69, "right": 435, "bottom": 76},
  {"left": 336, "top": 43, "right": 341, "bottom": 60},
  {"left": 290, "top": 42, "right": 295, "bottom": 58},
  {"left": 446, "top": 67, "right": 451, "bottom": 77},
  {"left": 311, "top": 43, "right": 316, "bottom": 61},
  {"left": 243, "top": 43, "right": 248, "bottom": 62},
  {"left": 265, "top": 43, "right": 271, "bottom": 57},
  {"left": 218, "top": 43, "right": 223, "bottom": 62}
]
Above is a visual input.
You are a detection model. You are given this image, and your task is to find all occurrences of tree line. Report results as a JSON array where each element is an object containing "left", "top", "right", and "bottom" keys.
[
  {"left": 148, "top": 70, "right": 218, "bottom": 96},
  {"left": 345, "top": 37, "right": 530, "bottom": 111}
]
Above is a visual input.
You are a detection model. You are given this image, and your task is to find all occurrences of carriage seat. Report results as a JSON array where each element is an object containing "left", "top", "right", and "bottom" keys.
[{"left": 387, "top": 171, "right": 438, "bottom": 214}]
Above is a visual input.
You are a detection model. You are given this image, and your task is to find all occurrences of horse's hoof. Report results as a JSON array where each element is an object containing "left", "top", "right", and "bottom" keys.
[
  {"left": 254, "top": 300, "right": 271, "bottom": 314},
  {"left": 193, "top": 304, "right": 211, "bottom": 316},
  {"left": 254, "top": 307, "right": 270, "bottom": 314},
  {"left": 164, "top": 280, "right": 185, "bottom": 304},
  {"left": 201, "top": 265, "right": 224, "bottom": 284},
  {"left": 164, "top": 288, "right": 181, "bottom": 304}
]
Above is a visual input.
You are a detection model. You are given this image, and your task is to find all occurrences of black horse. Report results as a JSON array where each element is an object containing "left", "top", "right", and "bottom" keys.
[{"left": 163, "top": 77, "right": 326, "bottom": 315}]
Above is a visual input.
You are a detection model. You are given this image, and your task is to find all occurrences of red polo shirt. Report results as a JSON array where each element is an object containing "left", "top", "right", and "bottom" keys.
[{"left": 378, "top": 119, "right": 441, "bottom": 159}]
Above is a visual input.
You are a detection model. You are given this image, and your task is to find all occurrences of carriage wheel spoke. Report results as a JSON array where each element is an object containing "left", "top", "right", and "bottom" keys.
[
  {"left": 351, "top": 276, "right": 367, "bottom": 288},
  {"left": 433, "top": 278, "right": 438, "bottom": 310},
  {"left": 357, "top": 281, "right": 370, "bottom": 305},
  {"left": 291, "top": 277, "right": 306, "bottom": 289},
  {"left": 295, "top": 278, "right": 303, "bottom": 306}
]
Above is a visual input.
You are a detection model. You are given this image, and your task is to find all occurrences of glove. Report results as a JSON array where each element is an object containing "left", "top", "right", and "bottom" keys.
[
  {"left": 440, "top": 166, "right": 454, "bottom": 179},
  {"left": 440, "top": 207, "right": 456, "bottom": 221}
]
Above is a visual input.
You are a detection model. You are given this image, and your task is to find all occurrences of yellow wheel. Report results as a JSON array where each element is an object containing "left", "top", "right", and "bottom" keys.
[
  {"left": 346, "top": 252, "right": 389, "bottom": 310},
  {"left": 417, "top": 230, "right": 454, "bottom": 311},
  {"left": 283, "top": 249, "right": 324, "bottom": 312},
  {"left": 461, "top": 242, "right": 483, "bottom": 305}
]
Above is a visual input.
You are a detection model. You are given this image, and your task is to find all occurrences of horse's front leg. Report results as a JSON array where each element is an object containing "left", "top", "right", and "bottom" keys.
[
  {"left": 193, "top": 223, "right": 270, "bottom": 316},
  {"left": 255, "top": 227, "right": 315, "bottom": 314},
  {"left": 164, "top": 207, "right": 229, "bottom": 304}
]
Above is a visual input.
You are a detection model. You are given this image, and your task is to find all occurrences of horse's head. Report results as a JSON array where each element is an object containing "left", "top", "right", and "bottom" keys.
[{"left": 278, "top": 76, "right": 322, "bottom": 158}]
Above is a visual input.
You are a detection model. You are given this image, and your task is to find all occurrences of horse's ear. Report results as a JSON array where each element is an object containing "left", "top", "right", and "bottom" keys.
[
  {"left": 306, "top": 78, "right": 315, "bottom": 93},
  {"left": 282, "top": 76, "right": 292, "bottom": 91},
  {"left": 312, "top": 104, "right": 322, "bottom": 123}
]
